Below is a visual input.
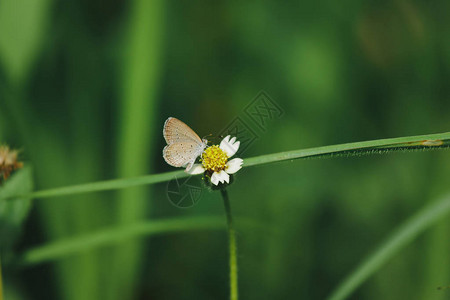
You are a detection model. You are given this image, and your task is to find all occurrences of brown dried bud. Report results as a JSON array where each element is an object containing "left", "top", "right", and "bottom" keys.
[{"left": 0, "top": 145, "right": 23, "bottom": 182}]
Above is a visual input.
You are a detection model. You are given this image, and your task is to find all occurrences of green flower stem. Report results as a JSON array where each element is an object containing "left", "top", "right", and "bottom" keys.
[
  {"left": 3, "top": 131, "right": 450, "bottom": 201},
  {"left": 0, "top": 257, "right": 3, "bottom": 300},
  {"left": 221, "top": 189, "right": 238, "bottom": 300}
]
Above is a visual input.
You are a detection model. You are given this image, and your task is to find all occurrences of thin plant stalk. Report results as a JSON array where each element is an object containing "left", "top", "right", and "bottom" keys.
[
  {"left": 19, "top": 216, "right": 225, "bottom": 266},
  {"left": 221, "top": 189, "right": 238, "bottom": 300},
  {"left": 4, "top": 131, "right": 450, "bottom": 202},
  {"left": 18, "top": 217, "right": 265, "bottom": 267},
  {"left": 0, "top": 257, "right": 3, "bottom": 300}
]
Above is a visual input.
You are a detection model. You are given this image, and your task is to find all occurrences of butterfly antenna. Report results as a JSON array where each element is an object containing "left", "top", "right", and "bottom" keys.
[{"left": 202, "top": 133, "right": 214, "bottom": 144}]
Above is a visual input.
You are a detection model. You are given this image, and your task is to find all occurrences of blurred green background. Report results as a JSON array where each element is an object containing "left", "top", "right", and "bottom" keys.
[{"left": 1, "top": 0, "right": 450, "bottom": 299}]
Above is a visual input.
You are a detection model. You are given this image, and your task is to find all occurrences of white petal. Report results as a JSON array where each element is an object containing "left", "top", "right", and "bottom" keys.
[
  {"left": 211, "top": 172, "right": 220, "bottom": 185},
  {"left": 220, "top": 136, "right": 240, "bottom": 157},
  {"left": 186, "top": 164, "right": 205, "bottom": 175},
  {"left": 218, "top": 170, "right": 230, "bottom": 183},
  {"left": 219, "top": 136, "right": 231, "bottom": 152},
  {"left": 185, "top": 160, "right": 195, "bottom": 172},
  {"left": 231, "top": 141, "right": 240, "bottom": 156},
  {"left": 226, "top": 158, "right": 243, "bottom": 174}
]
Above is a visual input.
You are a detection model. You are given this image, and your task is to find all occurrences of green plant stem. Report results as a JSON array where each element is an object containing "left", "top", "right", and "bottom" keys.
[
  {"left": 3, "top": 131, "right": 450, "bottom": 201},
  {"left": 0, "top": 257, "right": 3, "bottom": 300},
  {"left": 221, "top": 189, "right": 238, "bottom": 300},
  {"left": 17, "top": 217, "right": 265, "bottom": 267},
  {"left": 327, "top": 193, "right": 450, "bottom": 300},
  {"left": 243, "top": 131, "right": 450, "bottom": 167},
  {"left": 18, "top": 216, "right": 224, "bottom": 266}
]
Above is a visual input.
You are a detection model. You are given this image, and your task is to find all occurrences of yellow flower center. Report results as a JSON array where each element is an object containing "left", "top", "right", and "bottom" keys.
[{"left": 201, "top": 145, "right": 228, "bottom": 172}]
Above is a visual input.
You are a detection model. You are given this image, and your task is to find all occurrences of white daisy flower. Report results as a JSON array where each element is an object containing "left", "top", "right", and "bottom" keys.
[{"left": 187, "top": 135, "right": 243, "bottom": 185}]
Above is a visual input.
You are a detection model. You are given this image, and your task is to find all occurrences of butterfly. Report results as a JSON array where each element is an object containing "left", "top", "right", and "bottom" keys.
[{"left": 163, "top": 117, "right": 208, "bottom": 171}]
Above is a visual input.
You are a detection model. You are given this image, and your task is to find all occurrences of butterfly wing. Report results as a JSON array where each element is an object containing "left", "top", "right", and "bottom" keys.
[
  {"left": 163, "top": 117, "right": 203, "bottom": 145},
  {"left": 163, "top": 141, "right": 205, "bottom": 168}
]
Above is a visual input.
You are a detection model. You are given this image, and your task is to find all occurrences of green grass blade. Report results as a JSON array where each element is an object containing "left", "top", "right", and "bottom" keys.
[
  {"left": 327, "top": 193, "right": 450, "bottom": 300},
  {"left": 0, "top": 0, "right": 53, "bottom": 84},
  {"left": 113, "top": 0, "right": 165, "bottom": 297},
  {"left": 18, "top": 217, "right": 224, "bottom": 266},
  {"left": 19, "top": 170, "right": 186, "bottom": 199},
  {"left": 244, "top": 131, "right": 450, "bottom": 167},
  {"left": 0, "top": 166, "right": 34, "bottom": 252},
  {"left": 3, "top": 132, "right": 450, "bottom": 201}
]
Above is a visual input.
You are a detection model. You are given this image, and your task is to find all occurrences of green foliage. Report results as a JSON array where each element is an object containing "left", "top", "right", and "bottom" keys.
[
  {"left": 328, "top": 193, "right": 450, "bottom": 300},
  {"left": 0, "top": 167, "right": 33, "bottom": 252},
  {"left": 20, "top": 216, "right": 224, "bottom": 266},
  {"left": 1, "top": 1, "right": 450, "bottom": 299},
  {"left": 0, "top": 0, "right": 52, "bottom": 85}
]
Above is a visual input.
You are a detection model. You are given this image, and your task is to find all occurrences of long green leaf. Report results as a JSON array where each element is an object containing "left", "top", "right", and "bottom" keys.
[
  {"left": 327, "top": 193, "right": 450, "bottom": 300},
  {"left": 113, "top": 0, "right": 165, "bottom": 297},
  {"left": 3, "top": 131, "right": 450, "bottom": 201},
  {"left": 244, "top": 131, "right": 450, "bottom": 167},
  {"left": 19, "top": 217, "right": 224, "bottom": 266},
  {"left": 0, "top": 166, "right": 34, "bottom": 251},
  {"left": 0, "top": 0, "right": 53, "bottom": 84}
]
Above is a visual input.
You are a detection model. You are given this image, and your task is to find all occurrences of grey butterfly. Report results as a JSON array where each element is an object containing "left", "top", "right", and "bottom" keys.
[{"left": 163, "top": 117, "right": 208, "bottom": 171}]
